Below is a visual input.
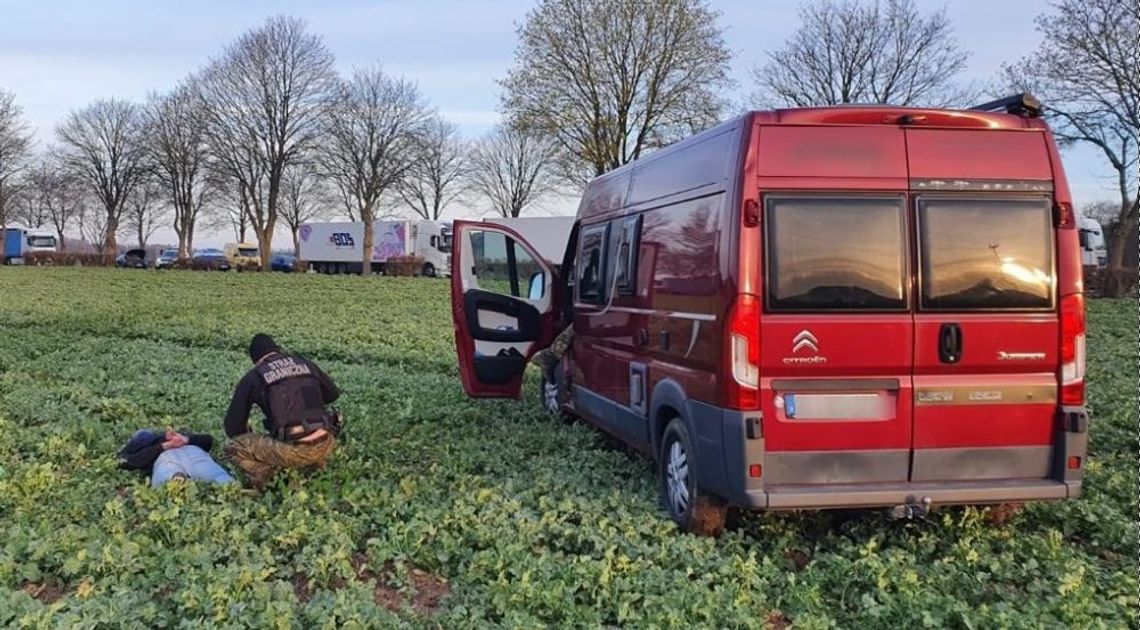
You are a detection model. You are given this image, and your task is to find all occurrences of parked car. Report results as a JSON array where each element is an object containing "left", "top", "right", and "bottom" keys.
[
  {"left": 189, "top": 249, "right": 232, "bottom": 271},
  {"left": 115, "top": 248, "right": 148, "bottom": 269},
  {"left": 449, "top": 94, "right": 1088, "bottom": 535},
  {"left": 155, "top": 249, "right": 180, "bottom": 270},
  {"left": 270, "top": 253, "right": 298, "bottom": 272}
]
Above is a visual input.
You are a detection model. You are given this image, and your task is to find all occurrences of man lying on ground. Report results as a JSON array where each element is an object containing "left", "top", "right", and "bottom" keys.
[{"left": 118, "top": 428, "right": 235, "bottom": 488}]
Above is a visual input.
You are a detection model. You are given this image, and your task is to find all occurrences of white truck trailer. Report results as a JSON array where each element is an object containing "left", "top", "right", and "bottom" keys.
[
  {"left": 1076, "top": 215, "right": 1108, "bottom": 269},
  {"left": 298, "top": 219, "right": 450, "bottom": 276}
]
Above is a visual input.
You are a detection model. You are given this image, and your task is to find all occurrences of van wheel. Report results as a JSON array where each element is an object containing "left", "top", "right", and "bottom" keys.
[
  {"left": 422, "top": 263, "right": 436, "bottom": 278},
  {"left": 659, "top": 418, "right": 727, "bottom": 536}
]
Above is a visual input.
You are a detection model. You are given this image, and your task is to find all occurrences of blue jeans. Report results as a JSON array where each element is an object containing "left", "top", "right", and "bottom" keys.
[{"left": 151, "top": 445, "right": 235, "bottom": 488}]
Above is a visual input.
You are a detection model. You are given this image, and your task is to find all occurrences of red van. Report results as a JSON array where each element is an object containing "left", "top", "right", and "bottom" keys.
[{"left": 450, "top": 95, "right": 1088, "bottom": 534}]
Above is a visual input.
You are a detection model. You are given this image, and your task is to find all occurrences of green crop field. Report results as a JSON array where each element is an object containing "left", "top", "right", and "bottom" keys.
[{"left": 0, "top": 268, "right": 1135, "bottom": 628}]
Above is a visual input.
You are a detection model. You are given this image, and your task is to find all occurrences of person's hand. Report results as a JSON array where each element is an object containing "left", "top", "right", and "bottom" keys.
[{"left": 162, "top": 431, "right": 189, "bottom": 450}]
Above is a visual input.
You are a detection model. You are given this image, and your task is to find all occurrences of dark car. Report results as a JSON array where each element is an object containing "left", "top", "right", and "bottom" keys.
[
  {"left": 189, "top": 249, "right": 232, "bottom": 271},
  {"left": 270, "top": 253, "right": 299, "bottom": 272},
  {"left": 115, "top": 248, "right": 148, "bottom": 269}
]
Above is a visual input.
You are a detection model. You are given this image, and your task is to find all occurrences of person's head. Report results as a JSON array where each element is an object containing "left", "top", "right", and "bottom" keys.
[{"left": 249, "top": 333, "right": 280, "bottom": 364}]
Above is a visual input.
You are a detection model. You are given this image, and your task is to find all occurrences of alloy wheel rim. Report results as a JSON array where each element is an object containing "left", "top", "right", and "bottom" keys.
[{"left": 666, "top": 440, "right": 690, "bottom": 515}]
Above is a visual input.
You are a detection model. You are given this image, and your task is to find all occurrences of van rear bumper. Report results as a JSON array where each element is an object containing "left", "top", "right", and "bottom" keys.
[{"left": 741, "top": 478, "right": 1077, "bottom": 510}]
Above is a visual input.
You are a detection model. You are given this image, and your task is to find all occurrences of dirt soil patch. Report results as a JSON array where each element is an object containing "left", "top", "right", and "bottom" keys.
[{"left": 22, "top": 580, "right": 66, "bottom": 604}]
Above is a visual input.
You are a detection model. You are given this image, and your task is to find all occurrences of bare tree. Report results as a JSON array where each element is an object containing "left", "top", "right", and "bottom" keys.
[
  {"left": 501, "top": 0, "right": 732, "bottom": 182},
  {"left": 1004, "top": 0, "right": 1138, "bottom": 295},
  {"left": 123, "top": 181, "right": 168, "bottom": 248},
  {"left": 0, "top": 89, "right": 33, "bottom": 230},
  {"left": 396, "top": 116, "right": 468, "bottom": 221},
  {"left": 468, "top": 124, "right": 561, "bottom": 218},
  {"left": 280, "top": 164, "right": 331, "bottom": 255},
  {"left": 145, "top": 84, "right": 213, "bottom": 258},
  {"left": 196, "top": 15, "right": 336, "bottom": 270},
  {"left": 11, "top": 180, "right": 48, "bottom": 229},
  {"left": 319, "top": 67, "right": 432, "bottom": 275},
  {"left": 56, "top": 99, "right": 147, "bottom": 255},
  {"left": 754, "top": 0, "right": 971, "bottom": 108},
  {"left": 24, "top": 155, "right": 84, "bottom": 250},
  {"left": 77, "top": 198, "right": 109, "bottom": 251}
]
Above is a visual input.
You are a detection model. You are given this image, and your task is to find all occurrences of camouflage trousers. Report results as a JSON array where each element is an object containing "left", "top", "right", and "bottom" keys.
[
  {"left": 224, "top": 433, "right": 336, "bottom": 491},
  {"left": 530, "top": 326, "right": 575, "bottom": 377}
]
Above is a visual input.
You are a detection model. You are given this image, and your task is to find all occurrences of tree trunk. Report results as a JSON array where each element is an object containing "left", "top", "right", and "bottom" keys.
[
  {"left": 56, "top": 229, "right": 67, "bottom": 251},
  {"left": 1104, "top": 215, "right": 1138, "bottom": 297},
  {"left": 103, "top": 214, "right": 118, "bottom": 262},
  {"left": 258, "top": 224, "right": 273, "bottom": 271},
  {"left": 138, "top": 221, "right": 146, "bottom": 249},
  {"left": 361, "top": 217, "right": 374, "bottom": 276},
  {"left": 292, "top": 227, "right": 301, "bottom": 257}
]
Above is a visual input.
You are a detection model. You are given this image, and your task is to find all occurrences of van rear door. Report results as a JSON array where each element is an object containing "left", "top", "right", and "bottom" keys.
[
  {"left": 907, "top": 129, "right": 1059, "bottom": 483},
  {"left": 450, "top": 221, "right": 559, "bottom": 398},
  {"left": 757, "top": 195, "right": 915, "bottom": 489}
]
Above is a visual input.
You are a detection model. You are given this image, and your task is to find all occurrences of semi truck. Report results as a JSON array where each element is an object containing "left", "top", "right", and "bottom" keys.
[
  {"left": 2, "top": 227, "right": 58, "bottom": 264},
  {"left": 298, "top": 219, "right": 451, "bottom": 276}
]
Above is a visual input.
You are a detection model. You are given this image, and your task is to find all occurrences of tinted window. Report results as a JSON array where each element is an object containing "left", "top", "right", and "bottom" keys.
[
  {"left": 27, "top": 236, "right": 56, "bottom": 248},
  {"left": 238, "top": 248, "right": 258, "bottom": 257},
  {"left": 765, "top": 197, "right": 906, "bottom": 311},
  {"left": 469, "top": 230, "right": 544, "bottom": 299},
  {"left": 919, "top": 197, "right": 1053, "bottom": 310},
  {"left": 615, "top": 215, "right": 642, "bottom": 296},
  {"left": 577, "top": 224, "right": 609, "bottom": 304}
]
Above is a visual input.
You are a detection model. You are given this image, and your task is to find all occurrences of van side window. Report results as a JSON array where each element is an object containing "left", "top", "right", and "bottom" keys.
[
  {"left": 615, "top": 215, "right": 643, "bottom": 296},
  {"left": 765, "top": 196, "right": 907, "bottom": 311},
  {"left": 469, "top": 230, "right": 544, "bottom": 299},
  {"left": 577, "top": 224, "right": 609, "bottom": 304}
]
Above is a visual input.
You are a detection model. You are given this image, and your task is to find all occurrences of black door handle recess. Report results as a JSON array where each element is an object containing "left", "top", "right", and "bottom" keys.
[{"left": 939, "top": 323, "right": 962, "bottom": 364}]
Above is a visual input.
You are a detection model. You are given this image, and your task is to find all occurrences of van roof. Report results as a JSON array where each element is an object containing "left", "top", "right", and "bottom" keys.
[{"left": 577, "top": 104, "right": 1052, "bottom": 220}]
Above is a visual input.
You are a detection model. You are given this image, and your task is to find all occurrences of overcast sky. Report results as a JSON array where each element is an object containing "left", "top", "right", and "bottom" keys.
[{"left": 0, "top": 0, "right": 1114, "bottom": 248}]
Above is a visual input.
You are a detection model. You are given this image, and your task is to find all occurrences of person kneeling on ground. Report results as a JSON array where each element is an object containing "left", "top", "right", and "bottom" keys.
[
  {"left": 223, "top": 333, "right": 343, "bottom": 491},
  {"left": 118, "top": 428, "right": 235, "bottom": 488}
]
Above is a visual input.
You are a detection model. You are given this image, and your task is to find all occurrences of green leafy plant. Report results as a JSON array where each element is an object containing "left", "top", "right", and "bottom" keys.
[{"left": 0, "top": 268, "right": 1134, "bottom": 628}]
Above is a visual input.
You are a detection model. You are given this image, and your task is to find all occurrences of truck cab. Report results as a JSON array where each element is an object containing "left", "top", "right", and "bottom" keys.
[
  {"left": 224, "top": 242, "right": 261, "bottom": 271},
  {"left": 2, "top": 227, "right": 58, "bottom": 264},
  {"left": 1077, "top": 215, "right": 1107, "bottom": 269}
]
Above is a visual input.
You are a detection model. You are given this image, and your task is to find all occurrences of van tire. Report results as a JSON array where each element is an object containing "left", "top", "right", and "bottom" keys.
[
  {"left": 659, "top": 418, "right": 727, "bottom": 536},
  {"left": 422, "top": 263, "right": 436, "bottom": 278}
]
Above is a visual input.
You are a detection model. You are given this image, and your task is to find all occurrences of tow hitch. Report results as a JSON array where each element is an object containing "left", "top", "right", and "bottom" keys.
[{"left": 889, "top": 497, "right": 932, "bottom": 520}]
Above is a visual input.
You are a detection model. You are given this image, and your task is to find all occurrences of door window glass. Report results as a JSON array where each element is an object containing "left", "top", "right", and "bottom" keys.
[
  {"left": 469, "top": 230, "right": 545, "bottom": 299},
  {"left": 577, "top": 223, "right": 609, "bottom": 304}
]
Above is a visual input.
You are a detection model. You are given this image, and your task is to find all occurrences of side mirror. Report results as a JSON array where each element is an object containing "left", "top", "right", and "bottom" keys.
[{"left": 528, "top": 271, "right": 546, "bottom": 300}]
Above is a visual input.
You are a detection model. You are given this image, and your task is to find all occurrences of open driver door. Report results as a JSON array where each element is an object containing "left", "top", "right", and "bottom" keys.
[{"left": 450, "top": 220, "right": 559, "bottom": 398}]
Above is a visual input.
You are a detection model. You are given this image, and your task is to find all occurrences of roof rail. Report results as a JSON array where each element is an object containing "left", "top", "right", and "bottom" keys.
[{"left": 968, "top": 93, "right": 1043, "bottom": 118}]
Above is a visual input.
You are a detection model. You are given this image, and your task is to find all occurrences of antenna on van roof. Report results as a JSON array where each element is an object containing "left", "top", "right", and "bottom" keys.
[{"left": 968, "top": 93, "right": 1043, "bottom": 118}]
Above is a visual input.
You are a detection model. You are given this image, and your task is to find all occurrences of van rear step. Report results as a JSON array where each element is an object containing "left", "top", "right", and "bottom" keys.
[{"left": 760, "top": 479, "right": 1070, "bottom": 510}]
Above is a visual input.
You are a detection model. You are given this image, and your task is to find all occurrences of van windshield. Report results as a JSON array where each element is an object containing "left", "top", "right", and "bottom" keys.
[
  {"left": 918, "top": 197, "right": 1053, "bottom": 310},
  {"left": 238, "top": 248, "right": 258, "bottom": 257}
]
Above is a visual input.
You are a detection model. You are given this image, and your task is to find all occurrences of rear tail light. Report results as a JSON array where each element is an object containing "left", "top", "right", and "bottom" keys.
[
  {"left": 1060, "top": 293, "right": 1085, "bottom": 406},
  {"left": 726, "top": 293, "right": 761, "bottom": 409},
  {"left": 749, "top": 464, "right": 763, "bottom": 478},
  {"left": 1067, "top": 456, "right": 1082, "bottom": 470}
]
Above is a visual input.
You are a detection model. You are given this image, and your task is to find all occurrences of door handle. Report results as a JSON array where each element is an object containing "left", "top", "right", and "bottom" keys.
[
  {"left": 939, "top": 323, "right": 962, "bottom": 364},
  {"left": 635, "top": 328, "right": 649, "bottom": 347}
]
